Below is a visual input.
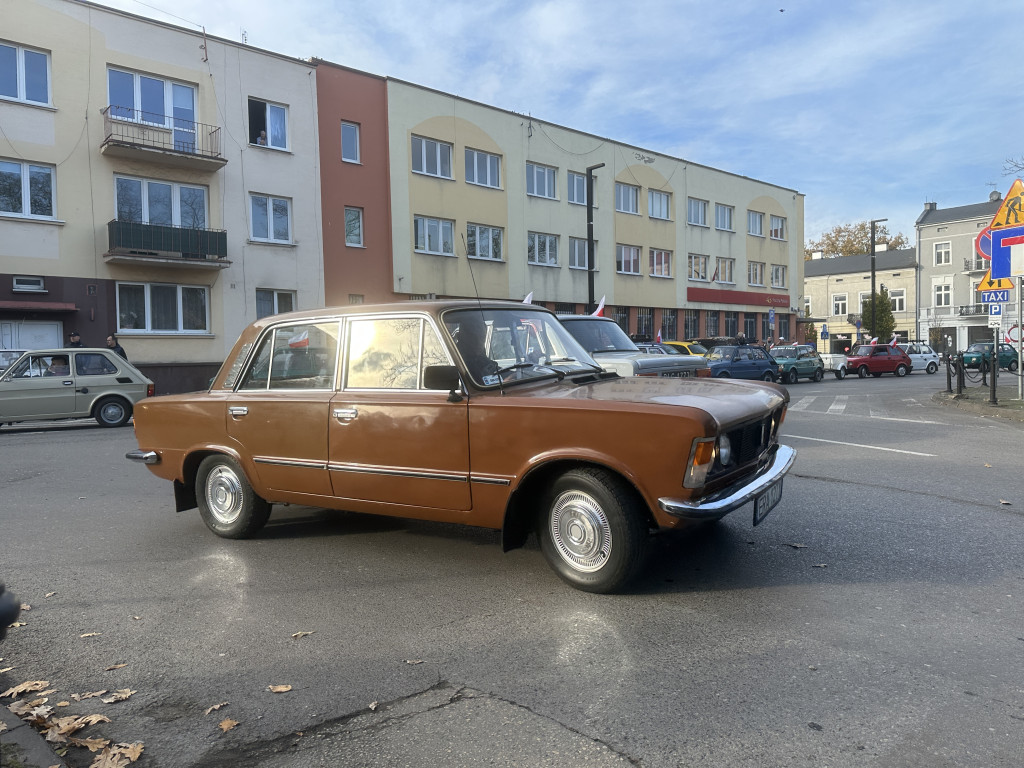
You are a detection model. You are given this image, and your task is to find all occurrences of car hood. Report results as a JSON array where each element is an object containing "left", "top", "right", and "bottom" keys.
[{"left": 591, "top": 350, "right": 707, "bottom": 371}]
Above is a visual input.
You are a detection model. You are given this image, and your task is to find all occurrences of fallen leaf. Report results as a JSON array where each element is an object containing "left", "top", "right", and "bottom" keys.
[
  {"left": 368, "top": 701, "right": 378, "bottom": 711},
  {"left": 268, "top": 684, "right": 292, "bottom": 693},
  {"left": 204, "top": 701, "right": 228, "bottom": 715},
  {"left": 789, "top": 543, "right": 807, "bottom": 549},
  {"left": 404, "top": 659, "right": 424, "bottom": 665},
  {"left": 45, "top": 591, "right": 57, "bottom": 598},
  {"left": 10, "top": 621, "right": 26, "bottom": 627},
  {"left": 20, "top": 603, "right": 31, "bottom": 611},
  {"left": 999, "top": 499, "right": 1011, "bottom": 505},
  {"left": 813, "top": 563, "right": 828, "bottom": 568},
  {"left": 72, "top": 691, "right": 108, "bottom": 701},
  {"left": 219, "top": 718, "right": 239, "bottom": 732},
  {"left": 90, "top": 741, "right": 144, "bottom": 767},
  {"left": 74, "top": 713, "right": 112, "bottom": 728},
  {"left": 0, "top": 666, "right": 13, "bottom": 674},
  {"left": 58, "top": 701, "right": 70, "bottom": 707},
  {"left": 81, "top": 632, "right": 103, "bottom": 638},
  {"left": 101, "top": 689, "right": 136, "bottom": 703},
  {"left": 291, "top": 631, "right": 314, "bottom": 639},
  {"left": 984, "top": 463, "right": 992, "bottom": 468},
  {"left": 1, "top": 680, "right": 50, "bottom": 698},
  {"left": 68, "top": 735, "right": 110, "bottom": 752},
  {"left": 104, "top": 664, "right": 127, "bottom": 671},
  {"left": 132, "top": 616, "right": 141, "bottom": 621},
  {"left": 0, "top": 721, "right": 6, "bottom": 733}
]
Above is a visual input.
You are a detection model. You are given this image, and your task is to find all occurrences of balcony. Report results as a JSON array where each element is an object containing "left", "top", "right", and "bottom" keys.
[
  {"left": 104, "top": 220, "right": 231, "bottom": 269},
  {"left": 958, "top": 303, "right": 989, "bottom": 316},
  {"left": 100, "top": 107, "right": 227, "bottom": 172},
  {"left": 963, "top": 257, "right": 988, "bottom": 272}
]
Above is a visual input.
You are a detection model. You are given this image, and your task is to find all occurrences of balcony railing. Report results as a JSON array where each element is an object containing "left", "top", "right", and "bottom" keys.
[
  {"left": 958, "top": 303, "right": 989, "bottom": 316},
  {"left": 963, "top": 258, "right": 988, "bottom": 272},
  {"left": 101, "top": 106, "right": 226, "bottom": 170},
  {"left": 106, "top": 220, "right": 229, "bottom": 268}
]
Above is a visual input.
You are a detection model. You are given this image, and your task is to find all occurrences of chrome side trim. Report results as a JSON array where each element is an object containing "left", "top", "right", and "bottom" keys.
[
  {"left": 125, "top": 449, "right": 160, "bottom": 465},
  {"left": 470, "top": 475, "right": 512, "bottom": 486},
  {"left": 254, "top": 456, "right": 328, "bottom": 470},
  {"left": 658, "top": 444, "right": 796, "bottom": 520},
  {"left": 328, "top": 463, "right": 468, "bottom": 483}
]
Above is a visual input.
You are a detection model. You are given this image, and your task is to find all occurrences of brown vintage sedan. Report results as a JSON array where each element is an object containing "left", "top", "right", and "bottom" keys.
[{"left": 127, "top": 301, "right": 795, "bottom": 593}]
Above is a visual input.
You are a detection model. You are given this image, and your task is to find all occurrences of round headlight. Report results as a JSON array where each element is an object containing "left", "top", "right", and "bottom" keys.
[{"left": 717, "top": 434, "right": 732, "bottom": 465}]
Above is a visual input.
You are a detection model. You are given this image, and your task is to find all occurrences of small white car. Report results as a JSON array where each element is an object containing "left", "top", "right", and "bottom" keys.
[
  {"left": 898, "top": 343, "right": 941, "bottom": 374},
  {"left": 0, "top": 348, "right": 154, "bottom": 428}
]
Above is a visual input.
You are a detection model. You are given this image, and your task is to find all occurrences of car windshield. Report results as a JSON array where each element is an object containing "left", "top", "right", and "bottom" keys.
[
  {"left": 771, "top": 346, "right": 797, "bottom": 359},
  {"left": 686, "top": 343, "right": 708, "bottom": 355},
  {"left": 966, "top": 344, "right": 989, "bottom": 353},
  {"left": 444, "top": 308, "right": 601, "bottom": 387},
  {"left": 853, "top": 346, "right": 874, "bottom": 355},
  {"left": 706, "top": 346, "right": 737, "bottom": 361},
  {"left": 657, "top": 344, "right": 681, "bottom": 354},
  {"left": 560, "top": 318, "right": 640, "bottom": 354}
]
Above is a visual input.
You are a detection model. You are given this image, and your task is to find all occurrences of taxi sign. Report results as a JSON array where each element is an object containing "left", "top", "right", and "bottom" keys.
[{"left": 980, "top": 289, "right": 1009, "bottom": 303}]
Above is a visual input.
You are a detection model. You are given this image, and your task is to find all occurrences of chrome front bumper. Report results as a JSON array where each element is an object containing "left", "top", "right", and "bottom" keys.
[
  {"left": 658, "top": 444, "right": 796, "bottom": 521},
  {"left": 125, "top": 449, "right": 160, "bottom": 465}
]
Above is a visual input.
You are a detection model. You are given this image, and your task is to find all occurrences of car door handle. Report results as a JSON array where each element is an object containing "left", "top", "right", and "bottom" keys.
[
  {"left": 333, "top": 407, "right": 358, "bottom": 422},
  {"left": 62, "top": 380, "right": 73, "bottom": 385},
  {"left": 228, "top": 406, "right": 248, "bottom": 417}
]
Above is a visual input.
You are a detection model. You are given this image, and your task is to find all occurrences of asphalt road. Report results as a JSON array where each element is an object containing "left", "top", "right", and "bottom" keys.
[{"left": 1, "top": 373, "right": 1022, "bottom": 767}]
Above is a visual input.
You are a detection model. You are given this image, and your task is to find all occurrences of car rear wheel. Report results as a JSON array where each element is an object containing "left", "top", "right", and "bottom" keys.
[
  {"left": 538, "top": 467, "right": 648, "bottom": 594},
  {"left": 785, "top": 369, "right": 798, "bottom": 385},
  {"left": 895, "top": 364, "right": 908, "bottom": 377},
  {"left": 835, "top": 368, "right": 846, "bottom": 380},
  {"left": 1010, "top": 359, "right": 1019, "bottom": 373},
  {"left": 761, "top": 371, "right": 775, "bottom": 382},
  {"left": 858, "top": 365, "right": 869, "bottom": 378},
  {"left": 926, "top": 362, "right": 938, "bottom": 374},
  {"left": 94, "top": 396, "right": 132, "bottom": 427},
  {"left": 812, "top": 368, "right": 824, "bottom": 382},
  {"left": 197, "top": 455, "right": 272, "bottom": 539}
]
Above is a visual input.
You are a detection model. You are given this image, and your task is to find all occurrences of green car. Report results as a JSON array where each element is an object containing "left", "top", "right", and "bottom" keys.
[
  {"left": 769, "top": 344, "right": 824, "bottom": 384},
  {"left": 962, "top": 342, "right": 1019, "bottom": 372}
]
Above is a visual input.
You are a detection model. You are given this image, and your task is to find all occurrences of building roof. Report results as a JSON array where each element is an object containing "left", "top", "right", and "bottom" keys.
[
  {"left": 915, "top": 197, "right": 1002, "bottom": 227},
  {"left": 804, "top": 248, "right": 917, "bottom": 277}
]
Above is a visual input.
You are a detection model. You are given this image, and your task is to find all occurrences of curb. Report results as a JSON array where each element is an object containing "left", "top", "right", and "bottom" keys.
[
  {"left": 931, "top": 386, "right": 1024, "bottom": 423},
  {"left": 0, "top": 706, "right": 67, "bottom": 768}
]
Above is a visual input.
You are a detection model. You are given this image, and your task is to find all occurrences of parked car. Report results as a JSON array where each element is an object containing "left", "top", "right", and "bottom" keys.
[
  {"left": 559, "top": 315, "right": 710, "bottom": 378},
  {"left": 846, "top": 344, "right": 913, "bottom": 378},
  {"left": 635, "top": 342, "right": 683, "bottom": 355},
  {"left": 0, "top": 348, "right": 154, "bottom": 427},
  {"left": 819, "top": 352, "right": 849, "bottom": 379},
  {"left": 0, "top": 582, "right": 19, "bottom": 642},
  {"left": 769, "top": 345, "right": 825, "bottom": 384},
  {"left": 962, "top": 342, "right": 1019, "bottom": 372},
  {"left": 897, "top": 342, "right": 941, "bottom": 374},
  {"left": 127, "top": 301, "right": 795, "bottom": 593},
  {"left": 705, "top": 344, "right": 781, "bottom": 381},
  {"left": 664, "top": 340, "right": 709, "bottom": 356}
]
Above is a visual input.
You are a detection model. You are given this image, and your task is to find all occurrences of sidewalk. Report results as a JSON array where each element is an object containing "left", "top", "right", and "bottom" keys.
[
  {"left": 932, "top": 373, "right": 1024, "bottom": 423},
  {"left": 0, "top": 705, "right": 67, "bottom": 768}
]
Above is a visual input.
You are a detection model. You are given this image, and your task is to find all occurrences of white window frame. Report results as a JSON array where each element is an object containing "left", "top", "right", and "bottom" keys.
[
  {"left": 770, "top": 215, "right": 787, "bottom": 240},
  {"left": 528, "top": 231, "right": 558, "bottom": 266},
  {"left": 465, "top": 148, "right": 501, "bottom": 189},
  {"left": 715, "top": 203, "right": 734, "bottom": 231},
  {"left": 115, "top": 281, "right": 210, "bottom": 334},
  {"left": 0, "top": 41, "right": 50, "bottom": 105},
  {"left": 248, "top": 97, "right": 288, "bottom": 150},
  {"left": 526, "top": 163, "right": 556, "bottom": 199},
  {"left": 934, "top": 284, "right": 951, "bottom": 307},
  {"left": 107, "top": 67, "right": 195, "bottom": 130},
  {"left": 466, "top": 223, "right": 503, "bottom": 261},
  {"left": 833, "top": 294, "right": 847, "bottom": 316},
  {"left": 804, "top": 296, "right": 812, "bottom": 316},
  {"left": 771, "top": 264, "right": 787, "bottom": 288},
  {"left": 569, "top": 237, "right": 592, "bottom": 269},
  {"left": 716, "top": 257, "right": 735, "bottom": 284},
  {"left": 0, "top": 159, "right": 55, "bottom": 219},
  {"left": 748, "top": 261, "right": 765, "bottom": 286},
  {"left": 890, "top": 288, "right": 905, "bottom": 312},
  {"left": 687, "top": 197, "right": 708, "bottom": 227},
  {"left": 567, "top": 171, "right": 590, "bottom": 206},
  {"left": 414, "top": 215, "right": 455, "bottom": 256},
  {"left": 615, "top": 182, "right": 639, "bottom": 214},
  {"left": 747, "top": 210, "right": 764, "bottom": 237},
  {"left": 649, "top": 189, "right": 671, "bottom": 220},
  {"left": 114, "top": 174, "right": 207, "bottom": 228},
  {"left": 345, "top": 206, "right": 363, "bottom": 246},
  {"left": 249, "top": 193, "right": 292, "bottom": 244},
  {"left": 256, "top": 288, "right": 295, "bottom": 319},
  {"left": 650, "top": 248, "right": 672, "bottom": 278},
  {"left": 934, "top": 241, "right": 951, "bottom": 266},
  {"left": 412, "top": 135, "right": 453, "bottom": 179},
  {"left": 688, "top": 253, "right": 709, "bottom": 281},
  {"left": 341, "top": 121, "right": 360, "bottom": 163},
  {"left": 617, "top": 244, "right": 641, "bottom": 275}
]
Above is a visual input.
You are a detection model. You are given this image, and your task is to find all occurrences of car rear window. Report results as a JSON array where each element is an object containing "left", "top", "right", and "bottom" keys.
[{"left": 75, "top": 353, "right": 118, "bottom": 376}]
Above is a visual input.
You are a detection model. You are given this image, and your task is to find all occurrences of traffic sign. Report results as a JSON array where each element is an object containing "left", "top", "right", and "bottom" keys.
[
  {"left": 990, "top": 303, "right": 1002, "bottom": 317},
  {"left": 978, "top": 268, "right": 1014, "bottom": 291},
  {"left": 989, "top": 316, "right": 1002, "bottom": 328},
  {"left": 980, "top": 289, "right": 1010, "bottom": 303},
  {"left": 986, "top": 179, "right": 1024, "bottom": 279},
  {"left": 768, "top": 308, "right": 775, "bottom": 323}
]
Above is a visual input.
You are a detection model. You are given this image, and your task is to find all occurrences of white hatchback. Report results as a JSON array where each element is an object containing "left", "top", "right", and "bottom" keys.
[{"left": 898, "top": 343, "right": 941, "bottom": 374}]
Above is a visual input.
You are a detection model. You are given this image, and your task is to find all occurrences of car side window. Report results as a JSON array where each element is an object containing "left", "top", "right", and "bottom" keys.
[
  {"left": 238, "top": 322, "right": 340, "bottom": 390},
  {"left": 76, "top": 354, "right": 118, "bottom": 376},
  {"left": 346, "top": 317, "right": 448, "bottom": 390}
]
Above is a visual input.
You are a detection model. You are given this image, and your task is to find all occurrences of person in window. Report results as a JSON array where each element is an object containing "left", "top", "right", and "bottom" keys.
[
  {"left": 256, "top": 130, "right": 268, "bottom": 146},
  {"left": 456, "top": 316, "right": 497, "bottom": 380},
  {"left": 45, "top": 355, "right": 70, "bottom": 377},
  {"left": 106, "top": 333, "right": 128, "bottom": 360},
  {"left": 67, "top": 331, "right": 83, "bottom": 348}
]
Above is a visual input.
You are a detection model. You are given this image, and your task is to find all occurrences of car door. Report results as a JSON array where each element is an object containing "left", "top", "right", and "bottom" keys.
[
  {"left": 328, "top": 314, "right": 472, "bottom": 512},
  {"left": 871, "top": 346, "right": 894, "bottom": 372},
  {"left": 0, "top": 353, "right": 77, "bottom": 420},
  {"left": 226, "top": 321, "right": 340, "bottom": 497}
]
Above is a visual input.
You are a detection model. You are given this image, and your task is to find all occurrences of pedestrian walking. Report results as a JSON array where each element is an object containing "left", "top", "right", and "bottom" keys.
[{"left": 106, "top": 333, "right": 128, "bottom": 360}]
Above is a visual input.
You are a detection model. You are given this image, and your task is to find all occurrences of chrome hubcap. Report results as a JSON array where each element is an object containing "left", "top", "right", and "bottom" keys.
[
  {"left": 206, "top": 466, "right": 243, "bottom": 525},
  {"left": 550, "top": 490, "right": 611, "bottom": 572},
  {"left": 101, "top": 403, "right": 125, "bottom": 423}
]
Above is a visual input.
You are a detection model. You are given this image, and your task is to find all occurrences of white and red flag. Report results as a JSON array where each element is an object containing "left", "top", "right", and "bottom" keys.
[
  {"left": 869, "top": 336, "right": 878, "bottom": 345},
  {"left": 591, "top": 295, "right": 606, "bottom": 317},
  {"left": 288, "top": 329, "right": 309, "bottom": 348},
  {"left": 656, "top": 328, "right": 662, "bottom": 343},
  {"left": 889, "top": 334, "right": 898, "bottom": 347},
  {"left": 522, "top": 291, "right": 533, "bottom": 304}
]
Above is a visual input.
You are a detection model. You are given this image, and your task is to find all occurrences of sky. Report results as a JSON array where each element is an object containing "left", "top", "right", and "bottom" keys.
[{"left": 95, "top": 0, "right": 1024, "bottom": 246}]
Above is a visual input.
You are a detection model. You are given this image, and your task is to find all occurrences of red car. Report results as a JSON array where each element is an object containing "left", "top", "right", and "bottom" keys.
[{"left": 847, "top": 344, "right": 912, "bottom": 378}]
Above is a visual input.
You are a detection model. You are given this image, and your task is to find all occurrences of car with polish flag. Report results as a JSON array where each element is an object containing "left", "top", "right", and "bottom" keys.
[{"left": 845, "top": 339, "right": 913, "bottom": 378}]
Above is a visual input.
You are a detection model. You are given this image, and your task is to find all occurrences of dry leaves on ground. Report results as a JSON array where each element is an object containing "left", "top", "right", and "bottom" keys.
[
  {"left": 89, "top": 741, "right": 144, "bottom": 767},
  {"left": 268, "top": 684, "right": 292, "bottom": 693},
  {"left": 291, "top": 631, "right": 314, "bottom": 639},
  {"left": 204, "top": 701, "right": 228, "bottom": 715},
  {"left": 1, "top": 680, "right": 50, "bottom": 698},
  {"left": 219, "top": 718, "right": 239, "bottom": 732},
  {"left": 104, "top": 663, "right": 127, "bottom": 671}
]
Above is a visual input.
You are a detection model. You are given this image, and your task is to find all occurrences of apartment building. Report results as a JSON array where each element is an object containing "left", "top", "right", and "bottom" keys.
[
  {"left": 915, "top": 191, "right": 1013, "bottom": 350},
  {"left": 1, "top": 0, "right": 323, "bottom": 392},
  {"left": 383, "top": 80, "right": 804, "bottom": 342}
]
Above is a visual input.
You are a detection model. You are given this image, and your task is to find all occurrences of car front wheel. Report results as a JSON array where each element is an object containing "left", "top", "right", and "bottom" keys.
[
  {"left": 539, "top": 467, "right": 648, "bottom": 594},
  {"left": 761, "top": 371, "right": 775, "bottom": 382},
  {"left": 785, "top": 368, "right": 798, "bottom": 385},
  {"left": 94, "top": 396, "right": 132, "bottom": 427},
  {"left": 196, "top": 455, "right": 272, "bottom": 539},
  {"left": 1010, "top": 359, "right": 1019, "bottom": 373},
  {"left": 858, "top": 365, "right": 869, "bottom": 378},
  {"left": 812, "top": 368, "right": 824, "bottom": 382},
  {"left": 895, "top": 364, "right": 908, "bottom": 377},
  {"left": 926, "top": 362, "right": 938, "bottom": 374},
  {"left": 835, "top": 368, "right": 846, "bottom": 380}
]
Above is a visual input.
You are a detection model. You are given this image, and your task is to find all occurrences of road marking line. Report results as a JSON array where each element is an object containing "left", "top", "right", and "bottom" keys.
[
  {"left": 871, "top": 416, "right": 947, "bottom": 425},
  {"left": 827, "top": 395, "right": 847, "bottom": 414},
  {"left": 789, "top": 397, "right": 815, "bottom": 411},
  {"left": 784, "top": 434, "right": 936, "bottom": 456}
]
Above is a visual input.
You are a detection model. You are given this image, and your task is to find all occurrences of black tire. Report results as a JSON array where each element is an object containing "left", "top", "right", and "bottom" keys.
[
  {"left": 785, "top": 368, "right": 798, "bottom": 385},
  {"left": 812, "top": 368, "right": 824, "bottom": 382},
  {"left": 716, "top": 371, "right": 731, "bottom": 378},
  {"left": 761, "top": 371, "right": 775, "bottom": 382},
  {"left": 1009, "top": 359, "right": 1019, "bottom": 373},
  {"left": 538, "top": 467, "right": 648, "bottom": 594},
  {"left": 858, "top": 365, "right": 869, "bottom": 378},
  {"left": 835, "top": 368, "right": 846, "bottom": 380},
  {"left": 196, "top": 455, "right": 272, "bottom": 539},
  {"left": 926, "top": 362, "right": 938, "bottom": 374},
  {"left": 895, "top": 364, "right": 908, "bottom": 377},
  {"left": 94, "top": 396, "right": 132, "bottom": 427}
]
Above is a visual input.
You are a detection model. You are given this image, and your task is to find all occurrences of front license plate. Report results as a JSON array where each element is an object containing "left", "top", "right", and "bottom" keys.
[{"left": 753, "top": 478, "right": 783, "bottom": 526}]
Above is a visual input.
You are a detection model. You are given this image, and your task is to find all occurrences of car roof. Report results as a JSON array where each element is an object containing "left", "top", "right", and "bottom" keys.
[{"left": 259, "top": 299, "right": 556, "bottom": 331}]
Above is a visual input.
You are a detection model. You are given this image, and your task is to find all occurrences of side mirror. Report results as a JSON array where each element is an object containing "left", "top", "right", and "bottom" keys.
[{"left": 423, "top": 364, "right": 461, "bottom": 392}]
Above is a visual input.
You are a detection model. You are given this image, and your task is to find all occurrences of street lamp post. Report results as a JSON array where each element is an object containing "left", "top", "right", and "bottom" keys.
[
  {"left": 586, "top": 163, "right": 605, "bottom": 313},
  {"left": 869, "top": 218, "right": 887, "bottom": 337}
]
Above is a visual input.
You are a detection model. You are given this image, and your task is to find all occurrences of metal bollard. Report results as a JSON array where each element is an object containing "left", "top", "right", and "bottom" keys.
[
  {"left": 956, "top": 353, "right": 965, "bottom": 395},
  {"left": 945, "top": 353, "right": 953, "bottom": 393}
]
